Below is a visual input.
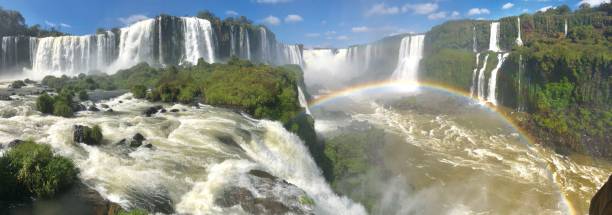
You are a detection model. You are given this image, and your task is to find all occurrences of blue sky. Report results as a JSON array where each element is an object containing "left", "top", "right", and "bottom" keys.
[{"left": 0, "top": 0, "right": 607, "bottom": 48}]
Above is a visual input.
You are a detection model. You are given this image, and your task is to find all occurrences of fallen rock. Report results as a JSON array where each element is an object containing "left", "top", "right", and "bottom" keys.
[
  {"left": 129, "top": 133, "right": 146, "bottom": 147},
  {"left": 88, "top": 105, "right": 100, "bottom": 112},
  {"left": 590, "top": 174, "right": 612, "bottom": 215},
  {"left": 143, "top": 105, "right": 163, "bottom": 117}
]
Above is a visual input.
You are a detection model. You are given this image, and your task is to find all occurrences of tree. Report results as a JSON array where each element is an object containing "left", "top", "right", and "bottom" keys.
[
  {"left": 53, "top": 101, "right": 73, "bottom": 117},
  {"left": 36, "top": 93, "right": 55, "bottom": 114},
  {"left": 78, "top": 90, "right": 89, "bottom": 101},
  {"left": 131, "top": 85, "right": 147, "bottom": 99}
]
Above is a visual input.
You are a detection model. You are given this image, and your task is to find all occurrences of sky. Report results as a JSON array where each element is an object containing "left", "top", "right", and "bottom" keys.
[{"left": 0, "top": 0, "right": 608, "bottom": 48}]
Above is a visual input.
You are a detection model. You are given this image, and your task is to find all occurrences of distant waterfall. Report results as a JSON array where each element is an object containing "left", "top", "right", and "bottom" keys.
[
  {"left": 391, "top": 35, "right": 425, "bottom": 84},
  {"left": 230, "top": 26, "right": 236, "bottom": 57},
  {"left": 113, "top": 19, "right": 157, "bottom": 71},
  {"left": 277, "top": 44, "right": 303, "bottom": 67},
  {"left": 472, "top": 26, "right": 478, "bottom": 53},
  {"left": 516, "top": 18, "right": 523, "bottom": 47},
  {"left": 564, "top": 19, "right": 568, "bottom": 36},
  {"left": 486, "top": 53, "right": 509, "bottom": 105},
  {"left": 32, "top": 36, "right": 97, "bottom": 75},
  {"left": 476, "top": 54, "right": 490, "bottom": 101},
  {"left": 297, "top": 86, "right": 311, "bottom": 115},
  {"left": 182, "top": 17, "right": 215, "bottom": 65},
  {"left": 517, "top": 54, "right": 525, "bottom": 112},
  {"left": 489, "top": 22, "right": 501, "bottom": 52},
  {"left": 470, "top": 53, "right": 481, "bottom": 97},
  {"left": 260, "top": 27, "right": 271, "bottom": 63},
  {"left": 242, "top": 27, "right": 251, "bottom": 60}
]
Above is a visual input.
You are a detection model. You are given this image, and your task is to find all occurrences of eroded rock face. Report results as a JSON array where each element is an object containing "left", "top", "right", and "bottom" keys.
[
  {"left": 590, "top": 175, "right": 612, "bottom": 215},
  {"left": 214, "top": 170, "right": 314, "bottom": 215}
]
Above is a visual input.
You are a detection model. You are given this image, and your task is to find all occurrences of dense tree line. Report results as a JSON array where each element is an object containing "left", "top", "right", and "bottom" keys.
[{"left": 0, "top": 7, "right": 65, "bottom": 37}]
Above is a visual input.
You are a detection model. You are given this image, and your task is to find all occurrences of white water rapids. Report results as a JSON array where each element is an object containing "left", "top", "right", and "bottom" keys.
[{"left": 0, "top": 94, "right": 365, "bottom": 214}]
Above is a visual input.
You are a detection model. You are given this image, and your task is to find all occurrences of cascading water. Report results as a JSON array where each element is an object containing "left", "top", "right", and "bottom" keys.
[
  {"left": 517, "top": 54, "right": 525, "bottom": 112},
  {"left": 229, "top": 26, "right": 236, "bottom": 57},
  {"left": 391, "top": 35, "right": 425, "bottom": 86},
  {"left": 516, "top": 17, "right": 523, "bottom": 47},
  {"left": 277, "top": 44, "right": 303, "bottom": 67},
  {"left": 181, "top": 17, "right": 215, "bottom": 65},
  {"left": 470, "top": 53, "right": 481, "bottom": 97},
  {"left": 0, "top": 94, "right": 366, "bottom": 214},
  {"left": 564, "top": 19, "right": 568, "bottom": 37},
  {"left": 259, "top": 27, "right": 270, "bottom": 63},
  {"left": 241, "top": 27, "right": 251, "bottom": 60},
  {"left": 489, "top": 22, "right": 501, "bottom": 52},
  {"left": 112, "top": 19, "right": 157, "bottom": 72},
  {"left": 476, "top": 54, "right": 490, "bottom": 101},
  {"left": 472, "top": 26, "right": 478, "bottom": 53},
  {"left": 302, "top": 49, "right": 352, "bottom": 88},
  {"left": 96, "top": 32, "right": 117, "bottom": 69},
  {"left": 32, "top": 36, "right": 96, "bottom": 76},
  {"left": 486, "top": 53, "right": 509, "bottom": 105},
  {"left": 297, "top": 86, "right": 311, "bottom": 115}
]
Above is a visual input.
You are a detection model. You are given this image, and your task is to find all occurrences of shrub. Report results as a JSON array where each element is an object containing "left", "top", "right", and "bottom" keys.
[
  {"left": 53, "top": 101, "right": 73, "bottom": 117},
  {"left": 3, "top": 141, "right": 77, "bottom": 198},
  {"left": 78, "top": 90, "right": 89, "bottom": 101},
  {"left": 89, "top": 125, "right": 103, "bottom": 145},
  {"left": 36, "top": 93, "right": 55, "bottom": 114},
  {"left": 10, "top": 80, "right": 26, "bottom": 89},
  {"left": 131, "top": 85, "right": 147, "bottom": 99}
]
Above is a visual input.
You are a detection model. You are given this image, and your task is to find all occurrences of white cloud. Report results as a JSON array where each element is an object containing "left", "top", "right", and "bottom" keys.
[
  {"left": 226, "top": 10, "right": 239, "bottom": 16},
  {"left": 366, "top": 3, "right": 400, "bottom": 16},
  {"left": 305, "top": 33, "right": 320, "bottom": 38},
  {"left": 428, "top": 11, "right": 447, "bottom": 20},
  {"left": 118, "top": 14, "right": 149, "bottom": 25},
  {"left": 538, "top": 6, "right": 555, "bottom": 12},
  {"left": 402, "top": 3, "right": 439, "bottom": 15},
  {"left": 256, "top": 0, "right": 292, "bottom": 4},
  {"left": 522, "top": 9, "right": 529, "bottom": 13},
  {"left": 284, "top": 14, "right": 303, "bottom": 23},
  {"left": 502, "top": 2, "right": 514, "bottom": 9},
  {"left": 467, "top": 8, "right": 491, "bottom": 16},
  {"left": 44, "top": 20, "right": 56, "bottom": 27},
  {"left": 578, "top": 0, "right": 609, "bottom": 6},
  {"left": 262, "top": 15, "right": 281, "bottom": 25},
  {"left": 450, "top": 11, "right": 461, "bottom": 18},
  {"left": 336, "top": 35, "right": 349, "bottom": 41},
  {"left": 59, "top": 23, "right": 71, "bottom": 28},
  {"left": 325, "top": 31, "right": 336, "bottom": 36},
  {"left": 352, "top": 26, "right": 370, "bottom": 33}
]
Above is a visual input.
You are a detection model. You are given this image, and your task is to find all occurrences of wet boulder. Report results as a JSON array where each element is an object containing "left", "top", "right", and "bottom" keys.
[
  {"left": 215, "top": 170, "right": 314, "bottom": 215},
  {"left": 0, "top": 95, "right": 11, "bottom": 101},
  {"left": 143, "top": 105, "right": 163, "bottom": 117},
  {"left": 73, "top": 125, "right": 103, "bottom": 145},
  {"left": 100, "top": 104, "right": 110, "bottom": 109},
  {"left": 88, "top": 105, "right": 100, "bottom": 112},
  {"left": 169, "top": 109, "right": 179, "bottom": 113},
  {"left": 590, "top": 174, "right": 612, "bottom": 215},
  {"left": 7, "top": 139, "right": 23, "bottom": 148},
  {"left": 129, "top": 133, "right": 146, "bottom": 147}
]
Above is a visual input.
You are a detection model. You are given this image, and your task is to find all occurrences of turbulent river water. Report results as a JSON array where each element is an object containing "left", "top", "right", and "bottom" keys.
[
  {"left": 0, "top": 93, "right": 364, "bottom": 214},
  {"left": 312, "top": 88, "right": 612, "bottom": 215}
]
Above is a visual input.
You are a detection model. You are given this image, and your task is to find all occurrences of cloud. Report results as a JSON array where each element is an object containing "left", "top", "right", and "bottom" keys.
[
  {"left": 336, "top": 35, "right": 349, "bottom": 41},
  {"left": 305, "top": 33, "right": 320, "bottom": 38},
  {"left": 226, "top": 10, "right": 239, "bottom": 16},
  {"left": 284, "top": 14, "right": 303, "bottom": 23},
  {"left": 44, "top": 20, "right": 56, "bottom": 27},
  {"left": 578, "top": 0, "right": 609, "bottom": 6},
  {"left": 428, "top": 11, "right": 447, "bottom": 20},
  {"left": 59, "top": 23, "right": 71, "bottom": 28},
  {"left": 261, "top": 15, "right": 281, "bottom": 25},
  {"left": 538, "top": 6, "right": 555, "bottom": 12},
  {"left": 352, "top": 26, "right": 370, "bottom": 33},
  {"left": 365, "top": 3, "right": 400, "bottom": 16},
  {"left": 255, "top": 0, "right": 292, "bottom": 4},
  {"left": 502, "top": 2, "right": 514, "bottom": 9},
  {"left": 467, "top": 8, "right": 490, "bottom": 16},
  {"left": 402, "top": 3, "right": 439, "bottom": 15},
  {"left": 118, "top": 14, "right": 149, "bottom": 25},
  {"left": 325, "top": 31, "right": 336, "bottom": 36},
  {"left": 450, "top": 11, "right": 461, "bottom": 19}
]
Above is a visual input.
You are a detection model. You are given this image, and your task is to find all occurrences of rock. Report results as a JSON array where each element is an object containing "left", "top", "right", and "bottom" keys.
[
  {"left": 88, "top": 105, "right": 100, "bottom": 112},
  {"left": 160, "top": 108, "right": 167, "bottom": 113},
  {"left": 144, "top": 144, "right": 153, "bottom": 148},
  {"left": 0, "top": 95, "right": 11, "bottom": 101},
  {"left": 129, "top": 133, "right": 146, "bottom": 147},
  {"left": 100, "top": 104, "right": 109, "bottom": 109},
  {"left": 118, "top": 100, "right": 123, "bottom": 103},
  {"left": 74, "top": 104, "right": 87, "bottom": 112},
  {"left": 170, "top": 109, "right": 179, "bottom": 113},
  {"left": 7, "top": 139, "right": 23, "bottom": 148},
  {"left": 217, "top": 135, "right": 244, "bottom": 151},
  {"left": 590, "top": 174, "right": 612, "bottom": 215},
  {"left": 248, "top": 170, "right": 278, "bottom": 181},
  {"left": 143, "top": 105, "right": 163, "bottom": 117},
  {"left": 73, "top": 125, "right": 87, "bottom": 144},
  {"left": 106, "top": 109, "right": 114, "bottom": 113}
]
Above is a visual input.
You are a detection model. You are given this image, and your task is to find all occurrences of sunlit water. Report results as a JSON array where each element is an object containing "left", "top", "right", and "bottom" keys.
[
  {"left": 313, "top": 89, "right": 611, "bottom": 215},
  {"left": 0, "top": 93, "right": 365, "bottom": 214}
]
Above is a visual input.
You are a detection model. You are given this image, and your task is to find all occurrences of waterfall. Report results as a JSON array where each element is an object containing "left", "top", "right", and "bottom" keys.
[
  {"left": 486, "top": 53, "right": 509, "bottom": 105},
  {"left": 302, "top": 48, "right": 352, "bottom": 88},
  {"left": 517, "top": 54, "right": 524, "bottom": 112},
  {"left": 277, "top": 44, "right": 303, "bottom": 67},
  {"left": 259, "top": 27, "right": 270, "bottom": 63},
  {"left": 32, "top": 36, "right": 97, "bottom": 75},
  {"left": 230, "top": 26, "right": 236, "bottom": 57},
  {"left": 472, "top": 26, "right": 478, "bottom": 53},
  {"left": 516, "top": 17, "right": 523, "bottom": 47},
  {"left": 113, "top": 19, "right": 157, "bottom": 71},
  {"left": 96, "top": 32, "right": 116, "bottom": 69},
  {"left": 181, "top": 17, "right": 215, "bottom": 65},
  {"left": 470, "top": 53, "right": 481, "bottom": 97},
  {"left": 391, "top": 35, "right": 425, "bottom": 85},
  {"left": 239, "top": 27, "right": 251, "bottom": 60},
  {"left": 564, "top": 19, "right": 568, "bottom": 36},
  {"left": 476, "top": 54, "right": 490, "bottom": 101},
  {"left": 489, "top": 22, "right": 500, "bottom": 52},
  {"left": 297, "top": 86, "right": 311, "bottom": 115}
]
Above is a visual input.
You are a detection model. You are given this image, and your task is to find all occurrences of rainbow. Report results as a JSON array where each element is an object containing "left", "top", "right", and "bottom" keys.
[{"left": 306, "top": 79, "right": 579, "bottom": 215}]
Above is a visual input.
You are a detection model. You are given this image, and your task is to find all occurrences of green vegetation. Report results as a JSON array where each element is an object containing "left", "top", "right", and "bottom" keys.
[
  {"left": 130, "top": 85, "right": 147, "bottom": 99},
  {"left": 36, "top": 91, "right": 77, "bottom": 117},
  {"left": 79, "top": 125, "right": 104, "bottom": 145},
  {"left": 0, "top": 7, "right": 65, "bottom": 37},
  {"left": 298, "top": 195, "right": 315, "bottom": 206},
  {"left": 0, "top": 141, "right": 77, "bottom": 201},
  {"left": 9, "top": 80, "right": 26, "bottom": 89},
  {"left": 117, "top": 209, "right": 149, "bottom": 215}
]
